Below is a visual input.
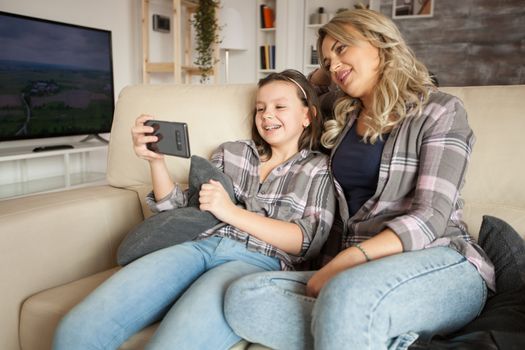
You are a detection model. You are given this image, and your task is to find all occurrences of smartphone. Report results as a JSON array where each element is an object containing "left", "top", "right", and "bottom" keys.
[{"left": 144, "top": 120, "right": 191, "bottom": 158}]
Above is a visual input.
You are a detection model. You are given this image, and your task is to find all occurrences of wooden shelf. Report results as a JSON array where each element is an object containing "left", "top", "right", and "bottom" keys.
[
  {"left": 145, "top": 62, "right": 174, "bottom": 73},
  {"left": 145, "top": 63, "right": 205, "bottom": 75},
  {"left": 182, "top": 0, "right": 198, "bottom": 8},
  {"left": 142, "top": 0, "right": 218, "bottom": 83}
]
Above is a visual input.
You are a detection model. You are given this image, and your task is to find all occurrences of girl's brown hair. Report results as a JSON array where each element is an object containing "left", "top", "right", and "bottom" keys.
[{"left": 252, "top": 69, "right": 323, "bottom": 159}]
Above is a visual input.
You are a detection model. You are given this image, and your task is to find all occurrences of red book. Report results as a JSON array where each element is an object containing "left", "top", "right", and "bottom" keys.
[{"left": 263, "top": 6, "right": 274, "bottom": 28}]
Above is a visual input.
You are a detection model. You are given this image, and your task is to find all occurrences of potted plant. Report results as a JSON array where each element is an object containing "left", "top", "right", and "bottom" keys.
[{"left": 192, "top": 0, "right": 221, "bottom": 83}]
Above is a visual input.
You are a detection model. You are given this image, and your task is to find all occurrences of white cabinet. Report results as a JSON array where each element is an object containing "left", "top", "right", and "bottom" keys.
[{"left": 0, "top": 142, "right": 108, "bottom": 200}]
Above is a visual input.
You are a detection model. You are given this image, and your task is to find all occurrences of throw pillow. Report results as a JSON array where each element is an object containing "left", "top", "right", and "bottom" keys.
[
  {"left": 457, "top": 215, "right": 525, "bottom": 334},
  {"left": 477, "top": 215, "right": 525, "bottom": 293},
  {"left": 116, "top": 155, "right": 236, "bottom": 266}
]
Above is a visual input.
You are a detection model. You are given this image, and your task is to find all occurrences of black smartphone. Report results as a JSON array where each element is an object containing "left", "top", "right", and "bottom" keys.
[{"left": 144, "top": 120, "right": 191, "bottom": 158}]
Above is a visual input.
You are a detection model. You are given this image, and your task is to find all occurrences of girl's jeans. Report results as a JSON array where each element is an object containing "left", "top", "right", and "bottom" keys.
[
  {"left": 53, "top": 236, "right": 280, "bottom": 350},
  {"left": 225, "top": 247, "right": 487, "bottom": 350}
]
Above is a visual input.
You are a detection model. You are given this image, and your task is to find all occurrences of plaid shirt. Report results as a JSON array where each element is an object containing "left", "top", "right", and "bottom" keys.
[
  {"left": 322, "top": 89, "right": 496, "bottom": 291},
  {"left": 147, "top": 140, "right": 336, "bottom": 270}
]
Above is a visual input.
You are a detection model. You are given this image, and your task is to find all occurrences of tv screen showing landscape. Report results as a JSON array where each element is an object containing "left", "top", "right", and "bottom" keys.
[{"left": 0, "top": 11, "right": 115, "bottom": 141}]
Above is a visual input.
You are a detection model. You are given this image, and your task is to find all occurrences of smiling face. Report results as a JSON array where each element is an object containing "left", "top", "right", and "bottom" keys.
[
  {"left": 255, "top": 81, "right": 310, "bottom": 156},
  {"left": 321, "top": 26, "right": 380, "bottom": 106}
]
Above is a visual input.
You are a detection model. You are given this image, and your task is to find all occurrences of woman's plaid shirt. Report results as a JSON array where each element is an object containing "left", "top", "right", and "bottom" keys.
[{"left": 323, "top": 90, "right": 495, "bottom": 291}]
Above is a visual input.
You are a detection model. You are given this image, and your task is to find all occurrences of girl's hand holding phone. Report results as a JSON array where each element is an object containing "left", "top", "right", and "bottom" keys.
[{"left": 131, "top": 114, "right": 164, "bottom": 162}]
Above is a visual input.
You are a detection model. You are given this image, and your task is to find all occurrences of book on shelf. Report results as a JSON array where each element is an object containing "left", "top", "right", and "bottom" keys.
[
  {"left": 265, "top": 45, "right": 270, "bottom": 70},
  {"left": 260, "top": 46, "right": 266, "bottom": 69},
  {"left": 260, "top": 4, "right": 274, "bottom": 28},
  {"left": 270, "top": 45, "right": 275, "bottom": 69},
  {"left": 259, "top": 45, "right": 276, "bottom": 70}
]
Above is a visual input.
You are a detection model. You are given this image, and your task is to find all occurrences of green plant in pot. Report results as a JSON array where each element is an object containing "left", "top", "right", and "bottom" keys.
[{"left": 192, "top": 0, "right": 221, "bottom": 83}]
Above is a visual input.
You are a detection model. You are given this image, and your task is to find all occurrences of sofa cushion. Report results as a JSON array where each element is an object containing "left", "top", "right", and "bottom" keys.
[
  {"left": 20, "top": 268, "right": 122, "bottom": 350},
  {"left": 457, "top": 216, "right": 525, "bottom": 334},
  {"left": 116, "top": 155, "right": 236, "bottom": 265},
  {"left": 21, "top": 268, "right": 159, "bottom": 350},
  {"left": 20, "top": 267, "right": 252, "bottom": 350},
  {"left": 477, "top": 215, "right": 525, "bottom": 293}
]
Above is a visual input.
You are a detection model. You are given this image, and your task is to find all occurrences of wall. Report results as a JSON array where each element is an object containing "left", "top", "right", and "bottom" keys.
[
  {"left": 146, "top": 0, "right": 256, "bottom": 84},
  {"left": 381, "top": 0, "right": 525, "bottom": 86},
  {"left": 218, "top": 0, "right": 256, "bottom": 83}
]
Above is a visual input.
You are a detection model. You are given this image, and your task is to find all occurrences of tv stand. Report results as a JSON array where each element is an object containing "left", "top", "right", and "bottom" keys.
[
  {"left": 0, "top": 142, "right": 108, "bottom": 200},
  {"left": 80, "top": 134, "right": 109, "bottom": 144}
]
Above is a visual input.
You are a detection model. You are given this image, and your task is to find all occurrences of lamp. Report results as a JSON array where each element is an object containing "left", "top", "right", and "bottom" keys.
[{"left": 220, "top": 7, "right": 246, "bottom": 83}]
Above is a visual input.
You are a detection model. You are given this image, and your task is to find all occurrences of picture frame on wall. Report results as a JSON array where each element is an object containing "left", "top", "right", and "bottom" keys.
[{"left": 393, "top": 0, "right": 434, "bottom": 19}]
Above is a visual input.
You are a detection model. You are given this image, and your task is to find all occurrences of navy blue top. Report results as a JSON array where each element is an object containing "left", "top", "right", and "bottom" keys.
[{"left": 332, "top": 123, "right": 389, "bottom": 217}]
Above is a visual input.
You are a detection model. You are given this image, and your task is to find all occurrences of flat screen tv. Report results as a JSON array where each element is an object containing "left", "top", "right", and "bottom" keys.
[{"left": 0, "top": 11, "right": 114, "bottom": 142}]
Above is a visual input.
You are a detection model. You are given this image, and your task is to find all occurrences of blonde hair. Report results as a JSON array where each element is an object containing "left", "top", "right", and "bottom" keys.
[{"left": 318, "top": 8, "right": 434, "bottom": 147}]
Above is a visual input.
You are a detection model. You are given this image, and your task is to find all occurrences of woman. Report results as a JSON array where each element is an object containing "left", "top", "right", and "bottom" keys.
[
  {"left": 53, "top": 70, "right": 335, "bottom": 350},
  {"left": 225, "top": 9, "right": 495, "bottom": 350}
]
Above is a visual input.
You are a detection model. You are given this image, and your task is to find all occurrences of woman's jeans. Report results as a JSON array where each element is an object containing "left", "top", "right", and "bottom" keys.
[
  {"left": 53, "top": 236, "right": 280, "bottom": 350},
  {"left": 225, "top": 247, "right": 487, "bottom": 350}
]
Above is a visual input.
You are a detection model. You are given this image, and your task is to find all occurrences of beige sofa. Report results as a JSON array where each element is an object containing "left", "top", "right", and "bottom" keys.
[{"left": 1, "top": 84, "right": 524, "bottom": 350}]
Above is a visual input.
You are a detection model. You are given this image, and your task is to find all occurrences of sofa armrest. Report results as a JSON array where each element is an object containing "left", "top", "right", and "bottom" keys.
[{"left": 0, "top": 185, "right": 144, "bottom": 350}]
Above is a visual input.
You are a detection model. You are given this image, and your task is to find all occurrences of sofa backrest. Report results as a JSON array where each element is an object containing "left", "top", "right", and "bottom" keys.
[
  {"left": 440, "top": 85, "right": 525, "bottom": 238},
  {"left": 108, "top": 83, "right": 525, "bottom": 240},
  {"left": 107, "top": 83, "right": 257, "bottom": 187}
]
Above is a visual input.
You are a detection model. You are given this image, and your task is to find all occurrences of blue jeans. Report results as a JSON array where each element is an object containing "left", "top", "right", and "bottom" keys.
[
  {"left": 225, "top": 247, "right": 487, "bottom": 350},
  {"left": 53, "top": 236, "right": 280, "bottom": 350}
]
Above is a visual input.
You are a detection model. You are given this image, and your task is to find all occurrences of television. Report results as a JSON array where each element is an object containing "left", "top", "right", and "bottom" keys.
[{"left": 0, "top": 11, "right": 114, "bottom": 143}]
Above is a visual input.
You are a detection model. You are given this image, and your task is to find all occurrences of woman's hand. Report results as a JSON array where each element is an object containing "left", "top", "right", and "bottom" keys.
[
  {"left": 306, "top": 230, "right": 404, "bottom": 298},
  {"left": 306, "top": 263, "right": 342, "bottom": 298},
  {"left": 199, "top": 180, "right": 237, "bottom": 222},
  {"left": 131, "top": 114, "right": 164, "bottom": 162},
  {"left": 306, "top": 247, "right": 367, "bottom": 298}
]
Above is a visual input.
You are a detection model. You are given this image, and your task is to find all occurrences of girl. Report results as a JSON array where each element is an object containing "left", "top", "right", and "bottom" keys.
[
  {"left": 225, "top": 9, "right": 495, "bottom": 350},
  {"left": 53, "top": 70, "right": 336, "bottom": 350}
]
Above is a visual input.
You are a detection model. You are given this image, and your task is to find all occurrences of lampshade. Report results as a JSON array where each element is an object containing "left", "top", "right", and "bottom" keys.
[{"left": 220, "top": 7, "right": 246, "bottom": 51}]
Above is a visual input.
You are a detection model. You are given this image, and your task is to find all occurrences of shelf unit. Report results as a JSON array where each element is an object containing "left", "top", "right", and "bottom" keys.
[
  {"left": 303, "top": 0, "right": 370, "bottom": 75},
  {"left": 256, "top": 0, "right": 278, "bottom": 78},
  {"left": 303, "top": 22, "right": 322, "bottom": 75},
  {"left": 0, "top": 142, "right": 108, "bottom": 200},
  {"left": 142, "top": 0, "right": 219, "bottom": 83}
]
